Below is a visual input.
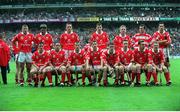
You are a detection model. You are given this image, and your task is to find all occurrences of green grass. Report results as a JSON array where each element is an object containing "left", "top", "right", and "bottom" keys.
[{"left": 0, "top": 59, "right": 180, "bottom": 111}]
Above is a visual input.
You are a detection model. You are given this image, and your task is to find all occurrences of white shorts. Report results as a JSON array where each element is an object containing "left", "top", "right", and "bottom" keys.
[
  {"left": 124, "top": 63, "right": 132, "bottom": 72},
  {"left": 71, "top": 65, "right": 84, "bottom": 72},
  {"left": 163, "top": 48, "right": 170, "bottom": 58},
  {"left": 15, "top": 54, "right": 19, "bottom": 62},
  {"left": 93, "top": 65, "right": 102, "bottom": 71},
  {"left": 18, "top": 52, "right": 32, "bottom": 63}
]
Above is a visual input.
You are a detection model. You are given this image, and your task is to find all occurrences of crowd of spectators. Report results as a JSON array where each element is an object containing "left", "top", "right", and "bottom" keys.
[{"left": 0, "top": 8, "right": 179, "bottom": 21}]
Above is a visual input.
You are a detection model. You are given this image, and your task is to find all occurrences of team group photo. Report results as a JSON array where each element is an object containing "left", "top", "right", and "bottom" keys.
[{"left": 0, "top": 0, "right": 180, "bottom": 111}]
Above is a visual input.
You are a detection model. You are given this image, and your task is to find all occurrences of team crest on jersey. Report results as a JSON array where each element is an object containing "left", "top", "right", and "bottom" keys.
[
  {"left": 103, "top": 35, "right": 105, "bottom": 38},
  {"left": 46, "top": 36, "right": 49, "bottom": 40},
  {"left": 73, "top": 55, "right": 76, "bottom": 59},
  {"left": 72, "top": 35, "right": 74, "bottom": 38},
  {"left": 80, "top": 54, "right": 82, "bottom": 58},
  {"left": 64, "top": 36, "right": 67, "bottom": 39},
  {"left": 24, "top": 40, "right": 28, "bottom": 44},
  {"left": 53, "top": 55, "right": 56, "bottom": 58},
  {"left": 20, "top": 36, "right": 24, "bottom": 40},
  {"left": 36, "top": 56, "right": 38, "bottom": 59},
  {"left": 38, "top": 37, "right": 41, "bottom": 40},
  {"left": 96, "top": 36, "right": 99, "bottom": 40}
]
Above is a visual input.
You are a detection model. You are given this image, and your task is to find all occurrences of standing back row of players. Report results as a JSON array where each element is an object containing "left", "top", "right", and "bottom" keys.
[{"left": 11, "top": 22, "right": 171, "bottom": 86}]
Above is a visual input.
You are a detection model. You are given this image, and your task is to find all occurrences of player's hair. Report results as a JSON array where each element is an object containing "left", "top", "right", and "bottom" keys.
[
  {"left": 138, "top": 40, "right": 144, "bottom": 45},
  {"left": 96, "top": 23, "right": 102, "bottom": 27},
  {"left": 120, "top": 25, "right": 126, "bottom": 29},
  {"left": 22, "top": 24, "right": 28, "bottom": 28},
  {"left": 66, "top": 22, "right": 72, "bottom": 26},
  {"left": 139, "top": 24, "right": 145, "bottom": 29},
  {"left": 159, "top": 22, "right": 164, "bottom": 25}
]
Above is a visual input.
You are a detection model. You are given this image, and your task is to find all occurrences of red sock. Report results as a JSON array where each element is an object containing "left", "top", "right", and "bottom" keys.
[
  {"left": 40, "top": 75, "right": 45, "bottom": 84},
  {"left": 137, "top": 73, "right": 141, "bottom": 83},
  {"left": 146, "top": 72, "right": 152, "bottom": 83},
  {"left": 20, "top": 79, "right": 24, "bottom": 84},
  {"left": 47, "top": 72, "right": 52, "bottom": 84},
  {"left": 82, "top": 73, "right": 86, "bottom": 83},
  {"left": 131, "top": 72, "right": 136, "bottom": 82},
  {"left": 103, "top": 80, "right": 107, "bottom": 86},
  {"left": 164, "top": 72, "right": 170, "bottom": 83},
  {"left": 28, "top": 79, "right": 32, "bottom": 84},
  {"left": 67, "top": 72, "right": 71, "bottom": 83},
  {"left": 61, "top": 72, "right": 66, "bottom": 83},
  {"left": 152, "top": 72, "right": 158, "bottom": 84}
]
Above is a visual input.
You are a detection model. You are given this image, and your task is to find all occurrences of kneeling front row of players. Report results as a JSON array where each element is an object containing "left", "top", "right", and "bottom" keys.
[{"left": 30, "top": 40, "right": 171, "bottom": 87}]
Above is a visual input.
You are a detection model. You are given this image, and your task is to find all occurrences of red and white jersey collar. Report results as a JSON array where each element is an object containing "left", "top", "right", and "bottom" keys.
[
  {"left": 65, "top": 31, "right": 73, "bottom": 34},
  {"left": 40, "top": 32, "right": 48, "bottom": 35},
  {"left": 119, "top": 34, "right": 126, "bottom": 37},
  {"left": 96, "top": 31, "right": 103, "bottom": 35},
  {"left": 21, "top": 32, "right": 29, "bottom": 35}
]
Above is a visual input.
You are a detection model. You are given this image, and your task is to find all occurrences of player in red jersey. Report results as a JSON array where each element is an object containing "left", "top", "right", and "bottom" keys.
[
  {"left": 12, "top": 24, "right": 34, "bottom": 86},
  {"left": 66, "top": 42, "right": 89, "bottom": 86},
  {"left": 59, "top": 22, "right": 80, "bottom": 58},
  {"left": 119, "top": 40, "right": 134, "bottom": 85},
  {"left": 11, "top": 39, "right": 20, "bottom": 84},
  {"left": 113, "top": 25, "right": 131, "bottom": 50},
  {"left": 86, "top": 41, "right": 104, "bottom": 86},
  {"left": 131, "top": 40, "right": 153, "bottom": 86},
  {"left": 148, "top": 41, "right": 171, "bottom": 86},
  {"left": 34, "top": 24, "right": 53, "bottom": 51},
  {"left": 44, "top": 42, "right": 67, "bottom": 86},
  {"left": 153, "top": 22, "right": 171, "bottom": 69},
  {"left": 101, "top": 42, "right": 122, "bottom": 86},
  {"left": 30, "top": 42, "right": 50, "bottom": 87},
  {"left": 89, "top": 23, "right": 109, "bottom": 50},
  {"left": 132, "top": 24, "right": 153, "bottom": 49}
]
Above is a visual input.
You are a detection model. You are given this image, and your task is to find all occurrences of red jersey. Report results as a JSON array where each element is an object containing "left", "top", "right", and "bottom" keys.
[
  {"left": 68, "top": 49, "right": 86, "bottom": 65},
  {"left": 148, "top": 49, "right": 165, "bottom": 65},
  {"left": 101, "top": 50, "right": 119, "bottom": 66},
  {"left": 113, "top": 34, "right": 131, "bottom": 50},
  {"left": 34, "top": 33, "right": 53, "bottom": 51},
  {"left": 133, "top": 48, "right": 150, "bottom": 65},
  {"left": 59, "top": 31, "right": 80, "bottom": 50},
  {"left": 12, "top": 43, "right": 19, "bottom": 55},
  {"left": 86, "top": 48, "right": 103, "bottom": 65},
  {"left": 12, "top": 32, "right": 34, "bottom": 53},
  {"left": 89, "top": 31, "right": 109, "bottom": 49},
  {"left": 32, "top": 51, "right": 50, "bottom": 67},
  {"left": 83, "top": 43, "right": 91, "bottom": 53},
  {"left": 50, "top": 49, "right": 66, "bottom": 66},
  {"left": 119, "top": 48, "right": 134, "bottom": 66},
  {"left": 0, "top": 39, "right": 10, "bottom": 66},
  {"left": 132, "top": 33, "right": 152, "bottom": 48},
  {"left": 153, "top": 31, "right": 171, "bottom": 49}
]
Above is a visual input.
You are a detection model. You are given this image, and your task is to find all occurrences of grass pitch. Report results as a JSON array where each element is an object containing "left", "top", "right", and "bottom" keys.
[{"left": 0, "top": 59, "right": 180, "bottom": 111}]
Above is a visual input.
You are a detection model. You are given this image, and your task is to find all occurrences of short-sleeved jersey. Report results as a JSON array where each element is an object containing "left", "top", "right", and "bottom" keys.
[
  {"left": 148, "top": 49, "right": 165, "bottom": 65},
  {"left": 68, "top": 49, "right": 86, "bottom": 65},
  {"left": 34, "top": 33, "right": 53, "bottom": 51},
  {"left": 32, "top": 50, "right": 50, "bottom": 67},
  {"left": 89, "top": 31, "right": 109, "bottom": 49},
  {"left": 119, "top": 48, "right": 134, "bottom": 66},
  {"left": 132, "top": 33, "right": 152, "bottom": 49},
  {"left": 12, "top": 32, "right": 34, "bottom": 53},
  {"left": 113, "top": 34, "right": 131, "bottom": 50},
  {"left": 59, "top": 31, "right": 80, "bottom": 50},
  {"left": 50, "top": 49, "right": 66, "bottom": 66},
  {"left": 133, "top": 48, "right": 149, "bottom": 65},
  {"left": 86, "top": 48, "right": 103, "bottom": 65},
  {"left": 153, "top": 31, "right": 171, "bottom": 49},
  {"left": 101, "top": 49, "right": 119, "bottom": 66}
]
